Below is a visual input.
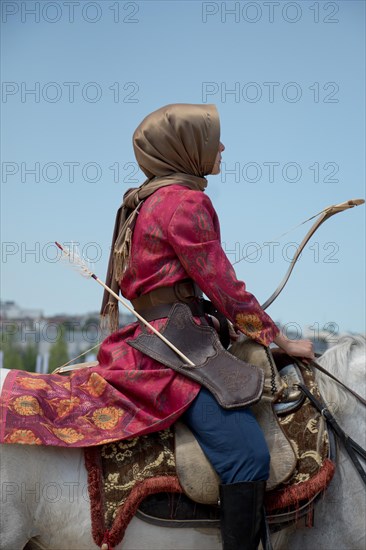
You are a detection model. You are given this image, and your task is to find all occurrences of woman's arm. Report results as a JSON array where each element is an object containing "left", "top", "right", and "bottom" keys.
[
  {"left": 167, "top": 190, "right": 314, "bottom": 360},
  {"left": 167, "top": 191, "right": 279, "bottom": 346}
]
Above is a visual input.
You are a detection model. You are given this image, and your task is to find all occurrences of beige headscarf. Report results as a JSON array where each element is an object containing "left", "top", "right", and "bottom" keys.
[{"left": 101, "top": 103, "right": 220, "bottom": 331}]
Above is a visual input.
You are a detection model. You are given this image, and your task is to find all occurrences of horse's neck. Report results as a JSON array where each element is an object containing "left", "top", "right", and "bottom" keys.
[
  {"left": 0, "top": 368, "right": 10, "bottom": 394},
  {"left": 317, "top": 338, "right": 366, "bottom": 441}
]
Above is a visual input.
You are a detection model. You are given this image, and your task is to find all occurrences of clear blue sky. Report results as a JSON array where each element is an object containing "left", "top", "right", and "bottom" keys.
[{"left": 1, "top": 0, "right": 365, "bottom": 336}]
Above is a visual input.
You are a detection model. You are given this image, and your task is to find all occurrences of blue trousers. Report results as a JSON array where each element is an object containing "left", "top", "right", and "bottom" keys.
[{"left": 182, "top": 387, "right": 270, "bottom": 484}]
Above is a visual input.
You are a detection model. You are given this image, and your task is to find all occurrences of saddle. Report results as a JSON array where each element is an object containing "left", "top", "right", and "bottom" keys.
[
  {"left": 175, "top": 343, "right": 305, "bottom": 503},
  {"left": 84, "top": 349, "right": 336, "bottom": 549},
  {"left": 147, "top": 357, "right": 335, "bottom": 530}
]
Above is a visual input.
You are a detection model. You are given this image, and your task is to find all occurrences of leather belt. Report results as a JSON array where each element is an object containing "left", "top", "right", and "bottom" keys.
[
  {"left": 135, "top": 301, "right": 205, "bottom": 322},
  {"left": 131, "top": 280, "right": 202, "bottom": 312},
  {"left": 131, "top": 279, "right": 230, "bottom": 349}
]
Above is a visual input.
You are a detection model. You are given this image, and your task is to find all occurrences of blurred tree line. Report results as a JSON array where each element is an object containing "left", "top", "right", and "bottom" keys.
[{"left": 0, "top": 323, "right": 69, "bottom": 373}]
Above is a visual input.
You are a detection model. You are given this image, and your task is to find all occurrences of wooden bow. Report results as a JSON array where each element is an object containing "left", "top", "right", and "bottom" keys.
[{"left": 261, "top": 198, "right": 364, "bottom": 311}]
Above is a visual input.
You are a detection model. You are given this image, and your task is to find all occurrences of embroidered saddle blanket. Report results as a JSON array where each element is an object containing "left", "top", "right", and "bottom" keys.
[{"left": 84, "top": 362, "right": 336, "bottom": 549}]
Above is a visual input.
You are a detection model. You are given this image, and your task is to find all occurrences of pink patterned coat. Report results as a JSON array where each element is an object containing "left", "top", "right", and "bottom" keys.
[{"left": 0, "top": 185, "right": 279, "bottom": 447}]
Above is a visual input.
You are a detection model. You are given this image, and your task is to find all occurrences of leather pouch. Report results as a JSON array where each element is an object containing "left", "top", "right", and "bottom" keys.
[{"left": 127, "top": 302, "right": 264, "bottom": 409}]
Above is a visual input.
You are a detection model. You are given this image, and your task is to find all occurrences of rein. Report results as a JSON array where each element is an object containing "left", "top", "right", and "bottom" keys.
[
  {"left": 288, "top": 353, "right": 366, "bottom": 486},
  {"left": 308, "top": 357, "right": 366, "bottom": 407},
  {"left": 296, "top": 382, "right": 366, "bottom": 487}
]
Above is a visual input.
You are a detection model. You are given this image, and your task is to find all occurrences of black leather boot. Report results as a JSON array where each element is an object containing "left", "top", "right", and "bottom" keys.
[{"left": 219, "top": 481, "right": 269, "bottom": 550}]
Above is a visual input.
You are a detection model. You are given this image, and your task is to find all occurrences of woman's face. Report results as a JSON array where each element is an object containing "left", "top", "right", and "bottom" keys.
[{"left": 210, "top": 142, "right": 225, "bottom": 175}]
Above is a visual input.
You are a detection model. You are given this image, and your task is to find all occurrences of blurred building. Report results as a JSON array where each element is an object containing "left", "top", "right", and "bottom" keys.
[{"left": 0, "top": 301, "right": 134, "bottom": 371}]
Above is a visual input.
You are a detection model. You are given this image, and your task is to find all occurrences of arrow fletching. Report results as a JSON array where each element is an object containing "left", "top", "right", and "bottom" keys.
[
  {"left": 55, "top": 242, "right": 94, "bottom": 279},
  {"left": 54, "top": 241, "right": 194, "bottom": 365}
]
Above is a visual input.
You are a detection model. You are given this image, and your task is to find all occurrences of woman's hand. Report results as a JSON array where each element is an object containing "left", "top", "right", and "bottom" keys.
[{"left": 273, "top": 333, "right": 315, "bottom": 361}]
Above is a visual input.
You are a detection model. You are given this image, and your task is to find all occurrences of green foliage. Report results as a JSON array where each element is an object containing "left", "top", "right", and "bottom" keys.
[
  {"left": 0, "top": 344, "right": 24, "bottom": 370},
  {"left": 48, "top": 325, "right": 69, "bottom": 373},
  {"left": 0, "top": 328, "right": 38, "bottom": 372},
  {"left": 22, "top": 344, "right": 38, "bottom": 372},
  {"left": 0, "top": 324, "right": 24, "bottom": 370}
]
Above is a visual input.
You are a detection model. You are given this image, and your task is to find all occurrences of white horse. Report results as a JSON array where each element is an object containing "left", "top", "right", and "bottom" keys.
[
  {"left": 284, "top": 334, "right": 366, "bottom": 550},
  {"left": 0, "top": 335, "right": 365, "bottom": 550}
]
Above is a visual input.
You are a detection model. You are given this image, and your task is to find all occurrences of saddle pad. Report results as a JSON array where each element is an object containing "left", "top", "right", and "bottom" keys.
[{"left": 84, "top": 430, "right": 181, "bottom": 549}]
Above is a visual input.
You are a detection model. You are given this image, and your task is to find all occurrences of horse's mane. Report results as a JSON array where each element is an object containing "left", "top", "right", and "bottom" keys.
[{"left": 315, "top": 334, "right": 366, "bottom": 415}]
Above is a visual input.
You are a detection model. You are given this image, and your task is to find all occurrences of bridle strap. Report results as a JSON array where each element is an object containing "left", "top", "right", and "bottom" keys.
[
  {"left": 286, "top": 355, "right": 366, "bottom": 407},
  {"left": 297, "top": 382, "right": 366, "bottom": 486},
  {"left": 304, "top": 358, "right": 366, "bottom": 407}
]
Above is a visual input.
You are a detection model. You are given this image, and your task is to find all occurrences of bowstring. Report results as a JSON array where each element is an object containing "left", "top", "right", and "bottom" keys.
[
  {"left": 231, "top": 208, "right": 325, "bottom": 266},
  {"left": 55, "top": 342, "right": 102, "bottom": 370}
]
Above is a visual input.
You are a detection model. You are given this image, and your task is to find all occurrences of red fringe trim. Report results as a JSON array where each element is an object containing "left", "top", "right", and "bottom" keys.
[
  {"left": 108, "top": 476, "right": 182, "bottom": 548},
  {"left": 85, "top": 448, "right": 335, "bottom": 549},
  {"left": 85, "top": 445, "right": 182, "bottom": 549},
  {"left": 265, "top": 458, "right": 336, "bottom": 512},
  {"left": 84, "top": 447, "right": 108, "bottom": 547}
]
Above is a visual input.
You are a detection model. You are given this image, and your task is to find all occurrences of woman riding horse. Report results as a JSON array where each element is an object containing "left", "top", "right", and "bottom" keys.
[
  {"left": 99, "top": 103, "right": 314, "bottom": 549},
  {"left": 0, "top": 103, "right": 314, "bottom": 550}
]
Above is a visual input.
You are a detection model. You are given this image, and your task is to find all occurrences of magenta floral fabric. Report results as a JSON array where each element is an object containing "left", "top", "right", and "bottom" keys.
[
  {"left": 1, "top": 185, "right": 278, "bottom": 447},
  {"left": 122, "top": 185, "right": 279, "bottom": 345}
]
